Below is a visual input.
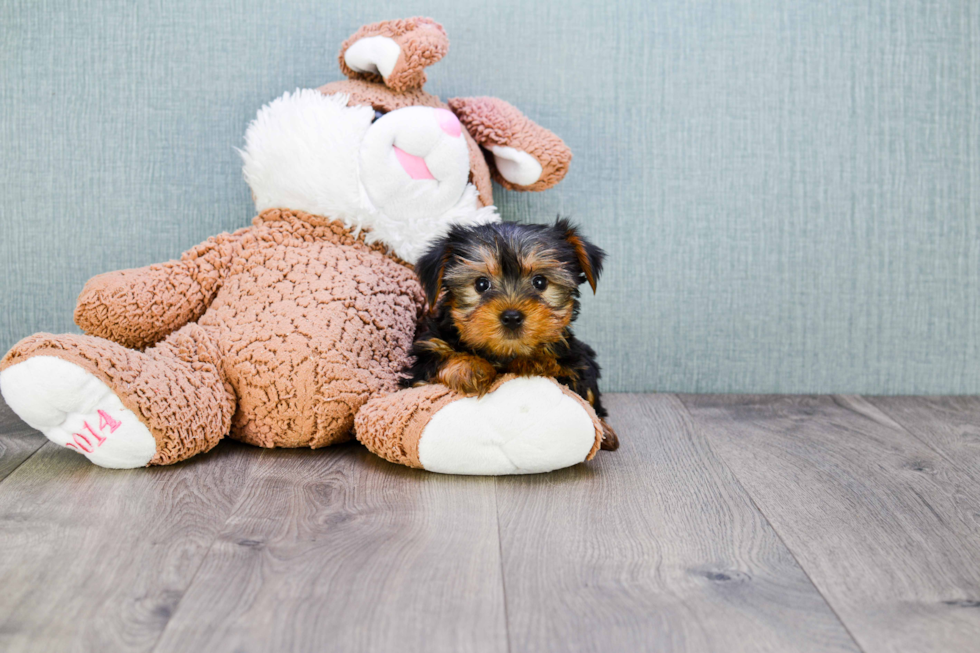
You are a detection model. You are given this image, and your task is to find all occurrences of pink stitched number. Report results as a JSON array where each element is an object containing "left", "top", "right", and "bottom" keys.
[
  {"left": 67, "top": 432, "right": 94, "bottom": 453},
  {"left": 65, "top": 411, "right": 122, "bottom": 453},
  {"left": 98, "top": 410, "right": 122, "bottom": 433},
  {"left": 83, "top": 421, "right": 106, "bottom": 446}
]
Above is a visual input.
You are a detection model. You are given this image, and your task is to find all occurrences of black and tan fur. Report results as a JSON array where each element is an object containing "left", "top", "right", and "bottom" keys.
[{"left": 403, "top": 218, "right": 619, "bottom": 451}]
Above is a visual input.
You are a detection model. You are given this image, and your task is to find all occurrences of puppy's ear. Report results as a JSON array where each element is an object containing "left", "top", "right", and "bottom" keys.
[
  {"left": 414, "top": 234, "right": 454, "bottom": 311},
  {"left": 555, "top": 217, "right": 605, "bottom": 293}
]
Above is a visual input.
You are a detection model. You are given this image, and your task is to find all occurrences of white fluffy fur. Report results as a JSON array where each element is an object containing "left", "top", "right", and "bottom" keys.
[{"left": 240, "top": 89, "right": 498, "bottom": 263}]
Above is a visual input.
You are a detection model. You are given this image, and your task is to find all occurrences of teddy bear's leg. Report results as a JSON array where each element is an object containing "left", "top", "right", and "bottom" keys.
[
  {"left": 354, "top": 375, "right": 603, "bottom": 475},
  {"left": 0, "top": 324, "right": 235, "bottom": 468}
]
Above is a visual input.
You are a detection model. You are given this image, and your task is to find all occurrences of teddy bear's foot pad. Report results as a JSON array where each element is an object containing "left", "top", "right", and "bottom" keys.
[
  {"left": 417, "top": 377, "right": 597, "bottom": 475},
  {"left": 0, "top": 356, "right": 156, "bottom": 468}
]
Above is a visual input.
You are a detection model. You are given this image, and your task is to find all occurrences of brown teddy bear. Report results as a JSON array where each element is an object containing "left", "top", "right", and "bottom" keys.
[{"left": 0, "top": 17, "right": 603, "bottom": 474}]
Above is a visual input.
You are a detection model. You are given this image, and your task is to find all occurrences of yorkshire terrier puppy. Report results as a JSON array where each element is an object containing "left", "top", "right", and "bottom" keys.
[{"left": 402, "top": 218, "right": 619, "bottom": 451}]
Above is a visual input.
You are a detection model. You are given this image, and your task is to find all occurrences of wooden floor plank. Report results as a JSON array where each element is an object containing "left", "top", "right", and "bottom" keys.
[
  {"left": 864, "top": 396, "right": 980, "bottom": 478},
  {"left": 6, "top": 393, "right": 979, "bottom": 652},
  {"left": 0, "top": 434, "right": 259, "bottom": 653},
  {"left": 0, "top": 401, "right": 46, "bottom": 482},
  {"left": 680, "top": 394, "right": 980, "bottom": 653},
  {"left": 494, "top": 393, "right": 860, "bottom": 653},
  {"left": 152, "top": 444, "right": 508, "bottom": 653}
]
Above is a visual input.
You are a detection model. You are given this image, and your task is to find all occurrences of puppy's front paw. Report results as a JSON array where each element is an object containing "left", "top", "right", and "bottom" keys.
[{"left": 436, "top": 354, "right": 498, "bottom": 396}]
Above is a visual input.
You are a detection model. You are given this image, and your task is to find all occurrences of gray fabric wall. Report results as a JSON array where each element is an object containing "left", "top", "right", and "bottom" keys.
[{"left": 1, "top": 0, "right": 977, "bottom": 393}]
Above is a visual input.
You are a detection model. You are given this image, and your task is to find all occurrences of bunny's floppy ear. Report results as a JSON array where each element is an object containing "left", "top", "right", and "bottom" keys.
[
  {"left": 339, "top": 17, "right": 449, "bottom": 92},
  {"left": 448, "top": 97, "right": 572, "bottom": 192},
  {"left": 555, "top": 218, "right": 604, "bottom": 294}
]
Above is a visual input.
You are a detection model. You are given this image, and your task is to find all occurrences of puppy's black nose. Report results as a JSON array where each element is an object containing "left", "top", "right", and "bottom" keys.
[{"left": 500, "top": 309, "right": 525, "bottom": 329}]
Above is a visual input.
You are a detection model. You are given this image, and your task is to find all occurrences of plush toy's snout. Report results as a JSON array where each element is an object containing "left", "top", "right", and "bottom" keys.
[
  {"left": 361, "top": 105, "right": 471, "bottom": 220},
  {"left": 434, "top": 108, "right": 461, "bottom": 137}
]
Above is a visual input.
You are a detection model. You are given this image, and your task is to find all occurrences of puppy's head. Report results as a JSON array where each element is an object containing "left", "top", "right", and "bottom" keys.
[{"left": 415, "top": 218, "right": 605, "bottom": 357}]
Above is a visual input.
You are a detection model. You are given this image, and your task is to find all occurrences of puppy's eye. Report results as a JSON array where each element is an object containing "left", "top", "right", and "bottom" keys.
[
  {"left": 532, "top": 275, "right": 548, "bottom": 291},
  {"left": 474, "top": 277, "right": 491, "bottom": 293}
]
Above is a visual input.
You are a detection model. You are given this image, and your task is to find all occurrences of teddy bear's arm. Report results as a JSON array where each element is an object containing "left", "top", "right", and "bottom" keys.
[{"left": 74, "top": 232, "right": 240, "bottom": 349}]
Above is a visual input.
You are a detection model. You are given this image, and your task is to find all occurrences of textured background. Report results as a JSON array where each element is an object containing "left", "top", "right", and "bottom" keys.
[{"left": 1, "top": 0, "right": 978, "bottom": 393}]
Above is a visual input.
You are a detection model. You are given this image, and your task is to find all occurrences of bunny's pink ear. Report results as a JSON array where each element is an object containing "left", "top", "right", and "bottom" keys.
[
  {"left": 338, "top": 18, "right": 449, "bottom": 92},
  {"left": 447, "top": 97, "right": 572, "bottom": 192}
]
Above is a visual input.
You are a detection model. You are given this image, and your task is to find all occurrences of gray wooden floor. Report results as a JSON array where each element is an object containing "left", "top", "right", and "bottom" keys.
[{"left": 1, "top": 394, "right": 979, "bottom": 653}]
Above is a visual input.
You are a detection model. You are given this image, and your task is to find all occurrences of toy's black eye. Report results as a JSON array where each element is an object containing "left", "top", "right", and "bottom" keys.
[
  {"left": 475, "top": 277, "right": 491, "bottom": 293},
  {"left": 372, "top": 110, "right": 385, "bottom": 123},
  {"left": 532, "top": 275, "right": 548, "bottom": 291}
]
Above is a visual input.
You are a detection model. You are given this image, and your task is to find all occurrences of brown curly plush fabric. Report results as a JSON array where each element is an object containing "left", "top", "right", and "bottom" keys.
[
  {"left": 355, "top": 375, "right": 603, "bottom": 470},
  {"left": 338, "top": 17, "right": 449, "bottom": 92},
  {"left": 448, "top": 96, "right": 573, "bottom": 192},
  {"left": 1, "top": 209, "right": 425, "bottom": 464},
  {"left": 74, "top": 234, "right": 236, "bottom": 350},
  {"left": 317, "top": 79, "right": 494, "bottom": 209},
  {"left": 354, "top": 383, "right": 456, "bottom": 469}
]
